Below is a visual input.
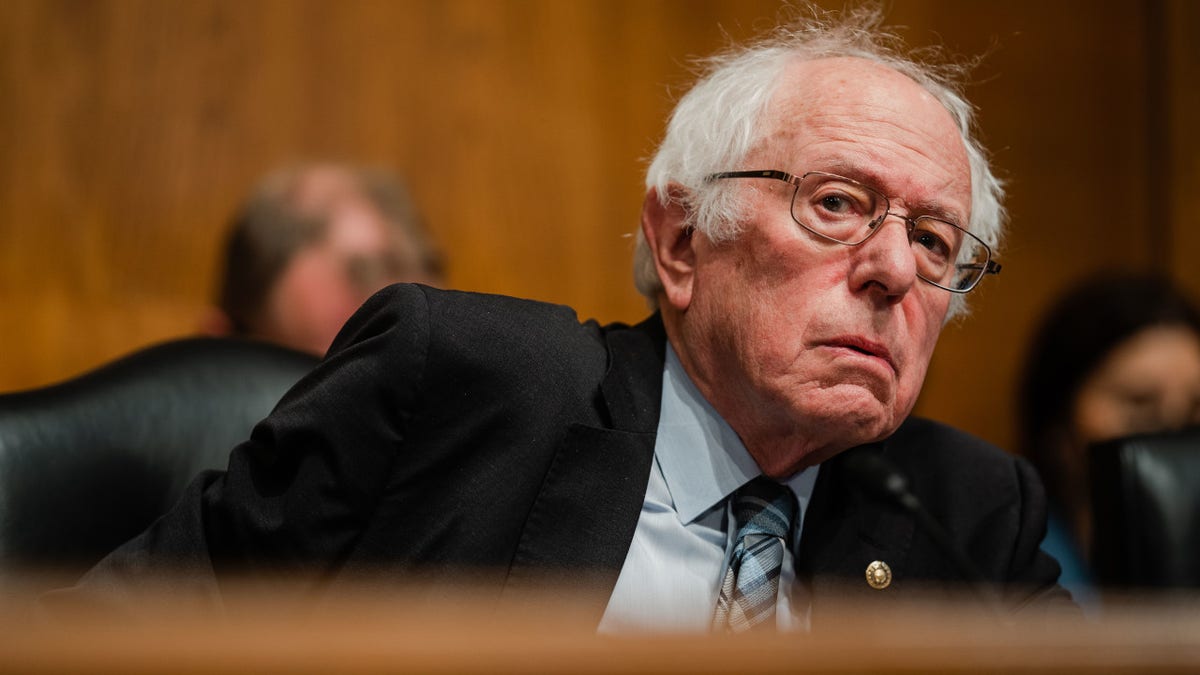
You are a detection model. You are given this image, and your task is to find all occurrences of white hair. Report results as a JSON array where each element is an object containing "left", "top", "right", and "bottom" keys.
[{"left": 633, "top": 4, "right": 1005, "bottom": 320}]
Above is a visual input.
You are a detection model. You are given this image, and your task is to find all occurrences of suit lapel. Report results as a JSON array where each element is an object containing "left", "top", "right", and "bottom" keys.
[
  {"left": 503, "top": 315, "right": 666, "bottom": 615},
  {"left": 595, "top": 315, "right": 666, "bottom": 432},
  {"left": 504, "top": 313, "right": 924, "bottom": 624},
  {"left": 799, "top": 442, "right": 918, "bottom": 616}
]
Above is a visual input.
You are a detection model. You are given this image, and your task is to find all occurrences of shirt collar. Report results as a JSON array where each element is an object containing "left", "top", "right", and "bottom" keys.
[
  {"left": 654, "top": 344, "right": 764, "bottom": 524},
  {"left": 655, "top": 343, "right": 820, "bottom": 525}
]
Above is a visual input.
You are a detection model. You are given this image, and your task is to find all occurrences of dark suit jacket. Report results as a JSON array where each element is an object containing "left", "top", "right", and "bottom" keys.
[{"left": 67, "top": 284, "right": 1068, "bottom": 623}]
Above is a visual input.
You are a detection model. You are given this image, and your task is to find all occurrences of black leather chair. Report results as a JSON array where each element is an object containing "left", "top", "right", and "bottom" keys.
[
  {"left": 1089, "top": 427, "right": 1200, "bottom": 589},
  {"left": 0, "top": 337, "right": 318, "bottom": 588}
]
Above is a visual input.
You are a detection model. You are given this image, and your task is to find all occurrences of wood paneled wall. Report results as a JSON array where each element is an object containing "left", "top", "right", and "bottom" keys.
[{"left": 1, "top": 0, "right": 1196, "bottom": 454}]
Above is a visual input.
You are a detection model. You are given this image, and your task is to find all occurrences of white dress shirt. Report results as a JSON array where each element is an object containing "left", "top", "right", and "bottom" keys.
[{"left": 598, "top": 345, "right": 819, "bottom": 633}]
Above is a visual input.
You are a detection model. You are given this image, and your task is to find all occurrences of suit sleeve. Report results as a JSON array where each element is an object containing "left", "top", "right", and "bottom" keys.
[
  {"left": 1003, "top": 455, "right": 1078, "bottom": 614},
  {"left": 46, "top": 283, "right": 432, "bottom": 614}
]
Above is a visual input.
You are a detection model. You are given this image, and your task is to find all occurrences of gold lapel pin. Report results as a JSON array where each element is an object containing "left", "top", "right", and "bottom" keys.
[{"left": 865, "top": 560, "right": 892, "bottom": 590}]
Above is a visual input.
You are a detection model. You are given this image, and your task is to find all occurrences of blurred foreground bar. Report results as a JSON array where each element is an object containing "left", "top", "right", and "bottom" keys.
[{"left": 3, "top": 577, "right": 1198, "bottom": 674}]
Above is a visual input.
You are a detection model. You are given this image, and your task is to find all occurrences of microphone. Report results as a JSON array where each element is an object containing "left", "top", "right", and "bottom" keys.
[{"left": 842, "top": 451, "right": 1003, "bottom": 613}]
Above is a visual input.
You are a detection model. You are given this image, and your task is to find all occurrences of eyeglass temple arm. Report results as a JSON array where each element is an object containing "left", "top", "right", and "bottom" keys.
[
  {"left": 956, "top": 260, "right": 1002, "bottom": 276},
  {"left": 706, "top": 169, "right": 796, "bottom": 182}
]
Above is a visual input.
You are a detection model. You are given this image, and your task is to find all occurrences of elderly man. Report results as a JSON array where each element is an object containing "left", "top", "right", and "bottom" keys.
[{"left": 66, "top": 7, "right": 1067, "bottom": 632}]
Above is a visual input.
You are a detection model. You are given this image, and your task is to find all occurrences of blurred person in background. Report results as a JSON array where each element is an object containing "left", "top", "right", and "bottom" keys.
[
  {"left": 202, "top": 163, "right": 444, "bottom": 356},
  {"left": 1018, "top": 271, "right": 1200, "bottom": 613}
]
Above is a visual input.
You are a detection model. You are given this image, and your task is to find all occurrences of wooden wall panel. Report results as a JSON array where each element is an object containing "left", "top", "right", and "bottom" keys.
[
  {"left": 1165, "top": 0, "right": 1200, "bottom": 298},
  {"left": 0, "top": 0, "right": 778, "bottom": 387},
  {"left": 0, "top": 0, "right": 1184, "bottom": 456},
  {"left": 910, "top": 0, "right": 1156, "bottom": 452}
]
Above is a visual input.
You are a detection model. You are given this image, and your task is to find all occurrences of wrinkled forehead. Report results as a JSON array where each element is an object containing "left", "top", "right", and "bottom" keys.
[{"left": 757, "top": 56, "right": 972, "bottom": 215}]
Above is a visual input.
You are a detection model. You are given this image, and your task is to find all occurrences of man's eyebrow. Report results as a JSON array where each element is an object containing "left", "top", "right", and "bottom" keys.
[
  {"left": 816, "top": 161, "right": 967, "bottom": 224},
  {"left": 814, "top": 162, "right": 890, "bottom": 193},
  {"left": 907, "top": 199, "right": 966, "bottom": 225}
]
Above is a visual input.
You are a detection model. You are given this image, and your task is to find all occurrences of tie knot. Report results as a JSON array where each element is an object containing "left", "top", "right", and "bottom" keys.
[{"left": 732, "top": 476, "right": 796, "bottom": 542}]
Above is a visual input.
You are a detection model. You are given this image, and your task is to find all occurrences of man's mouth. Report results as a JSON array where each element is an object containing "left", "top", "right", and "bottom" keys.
[{"left": 826, "top": 336, "right": 897, "bottom": 374}]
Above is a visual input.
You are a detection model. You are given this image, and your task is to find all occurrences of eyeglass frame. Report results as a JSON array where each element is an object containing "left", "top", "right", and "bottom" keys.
[{"left": 705, "top": 169, "right": 1002, "bottom": 293}]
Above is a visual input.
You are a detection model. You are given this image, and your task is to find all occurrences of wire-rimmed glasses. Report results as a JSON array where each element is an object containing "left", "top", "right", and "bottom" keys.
[{"left": 707, "top": 169, "right": 1001, "bottom": 293}]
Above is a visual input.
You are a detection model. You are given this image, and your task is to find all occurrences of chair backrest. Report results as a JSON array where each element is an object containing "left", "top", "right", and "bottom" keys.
[
  {"left": 1089, "top": 426, "right": 1200, "bottom": 589},
  {"left": 0, "top": 337, "right": 318, "bottom": 585}
]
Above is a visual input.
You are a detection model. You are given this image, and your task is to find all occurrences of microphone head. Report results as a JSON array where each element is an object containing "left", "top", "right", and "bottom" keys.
[{"left": 841, "top": 451, "right": 913, "bottom": 507}]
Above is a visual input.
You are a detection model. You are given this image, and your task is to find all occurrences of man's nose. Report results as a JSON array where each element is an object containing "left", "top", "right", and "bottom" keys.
[{"left": 849, "top": 213, "right": 919, "bottom": 299}]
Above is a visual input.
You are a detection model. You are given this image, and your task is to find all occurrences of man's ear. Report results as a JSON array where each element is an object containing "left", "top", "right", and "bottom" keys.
[{"left": 641, "top": 184, "right": 696, "bottom": 312}]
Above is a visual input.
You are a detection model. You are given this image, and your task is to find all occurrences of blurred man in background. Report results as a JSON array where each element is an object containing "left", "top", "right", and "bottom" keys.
[{"left": 202, "top": 163, "right": 443, "bottom": 356}]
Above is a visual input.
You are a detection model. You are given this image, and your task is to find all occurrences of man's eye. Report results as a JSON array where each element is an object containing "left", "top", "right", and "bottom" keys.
[
  {"left": 820, "top": 195, "right": 852, "bottom": 213},
  {"left": 913, "top": 230, "right": 950, "bottom": 257}
]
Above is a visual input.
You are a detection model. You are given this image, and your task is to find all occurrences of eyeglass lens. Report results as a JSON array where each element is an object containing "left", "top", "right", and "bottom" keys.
[{"left": 790, "top": 173, "right": 990, "bottom": 291}]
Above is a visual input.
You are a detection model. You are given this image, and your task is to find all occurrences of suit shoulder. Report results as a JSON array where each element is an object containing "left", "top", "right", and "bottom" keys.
[
  {"left": 885, "top": 416, "right": 1027, "bottom": 491},
  {"left": 886, "top": 416, "right": 1040, "bottom": 512},
  {"left": 400, "top": 286, "right": 619, "bottom": 397},
  {"left": 888, "top": 416, "right": 1010, "bottom": 464},
  {"left": 416, "top": 285, "right": 607, "bottom": 352}
]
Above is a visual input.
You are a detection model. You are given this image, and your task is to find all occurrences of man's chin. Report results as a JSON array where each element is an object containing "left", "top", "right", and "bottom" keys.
[
  {"left": 800, "top": 388, "right": 898, "bottom": 446},
  {"left": 746, "top": 396, "right": 899, "bottom": 477}
]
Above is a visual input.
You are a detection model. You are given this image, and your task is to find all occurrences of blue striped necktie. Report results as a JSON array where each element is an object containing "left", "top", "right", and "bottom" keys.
[{"left": 712, "top": 476, "right": 798, "bottom": 632}]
